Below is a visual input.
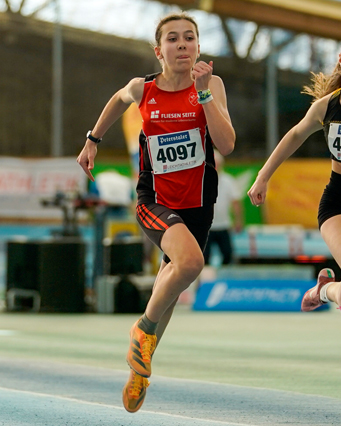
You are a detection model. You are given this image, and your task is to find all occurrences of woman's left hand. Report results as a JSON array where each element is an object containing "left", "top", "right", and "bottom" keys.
[
  {"left": 247, "top": 177, "right": 268, "bottom": 207},
  {"left": 192, "top": 61, "right": 213, "bottom": 91}
]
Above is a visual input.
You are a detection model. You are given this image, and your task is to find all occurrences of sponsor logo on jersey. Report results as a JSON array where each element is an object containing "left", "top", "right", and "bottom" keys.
[
  {"left": 157, "top": 131, "right": 190, "bottom": 146},
  {"left": 338, "top": 125, "right": 341, "bottom": 135},
  {"left": 151, "top": 110, "right": 196, "bottom": 121},
  {"left": 150, "top": 110, "right": 196, "bottom": 121},
  {"left": 148, "top": 98, "right": 157, "bottom": 104},
  {"left": 161, "top": 112, "right": 196, "bottom": 119},
  {"left": 151, "top": 110, "right": 159, "bottom": 119}
]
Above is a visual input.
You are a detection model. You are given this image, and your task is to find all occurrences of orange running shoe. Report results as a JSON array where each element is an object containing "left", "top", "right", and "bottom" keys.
[
  {"left": 122, "top": 369, "right": 150, "bottom": 413},
  {"left": 301, "top": 268, "right": 335, "bottom": 312},
  {"left": 126, "top": 319, "right": 157, "bottom": 378}
]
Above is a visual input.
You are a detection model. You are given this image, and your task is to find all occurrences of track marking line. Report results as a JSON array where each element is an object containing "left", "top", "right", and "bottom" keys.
[
  {"left": 150, "top": 371, "right": 341, "bottom": 402},
  {"left": 0, "top": 330, "right": 18, "bottom": 336},
  {"left": 0, "top": 386, "right": 257, "bottom": 426},
  {"left": 2, "top": 358, "right": 341, "bottom": 403}
]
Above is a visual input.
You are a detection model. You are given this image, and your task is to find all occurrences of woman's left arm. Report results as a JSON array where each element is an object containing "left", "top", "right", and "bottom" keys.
[
  {"left": 192, "top": 61, "right": 236, "bottom": 156},
  {"left": 206, "top": 75, "right": 236, "bottom": 155}
]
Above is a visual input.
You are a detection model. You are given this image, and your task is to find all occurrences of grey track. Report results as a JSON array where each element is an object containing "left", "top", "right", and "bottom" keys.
[{"left": 0, "top": 357, "right": 340, "bottom": 426}]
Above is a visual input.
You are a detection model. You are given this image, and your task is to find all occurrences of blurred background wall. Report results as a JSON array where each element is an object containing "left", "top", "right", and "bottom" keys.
[
  {"left": 1, "top": 0, "right": 341, "bottom": 312},
  {"left": 1, "top": 1, "right": 340, "bottom": 161}
]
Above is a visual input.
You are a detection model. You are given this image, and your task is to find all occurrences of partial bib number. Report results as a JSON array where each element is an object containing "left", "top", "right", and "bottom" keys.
[
  {"left": 328, "top": 122, "right": 341, "bottom": 161},
  {"left": 148, "top": 128, "right": 205, "bottom": 174}
]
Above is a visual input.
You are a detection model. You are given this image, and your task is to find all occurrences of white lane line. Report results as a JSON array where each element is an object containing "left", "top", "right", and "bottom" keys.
[
  {"left": 0, "top": 330, "right": 18, "bottom": 336},
  {"left": 0, "top": 386, "right": 257, "bottom": 426},
  {"left": 152, "top": 372, "right": 341, "bottom": 401}
]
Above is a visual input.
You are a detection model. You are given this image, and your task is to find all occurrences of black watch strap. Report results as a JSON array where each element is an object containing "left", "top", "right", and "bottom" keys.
[{"left": 87, "top": 130, "right": 102, "bottom": 144}]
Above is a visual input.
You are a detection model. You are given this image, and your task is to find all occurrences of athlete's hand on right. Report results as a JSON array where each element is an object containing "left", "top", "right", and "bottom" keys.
[
  {"left": 192, "top": 60, "right": 213, "bottom": 91},
  {"left": 247, "top": 177, "right": 268, "bottom": 207},
  {"left": 77, "top": 140, "right": 98, "bottom": 182}
]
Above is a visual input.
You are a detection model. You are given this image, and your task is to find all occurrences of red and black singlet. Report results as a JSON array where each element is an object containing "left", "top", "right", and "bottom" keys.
[{"left": 136, "top": 73, "right": 217, "bottom": 209}]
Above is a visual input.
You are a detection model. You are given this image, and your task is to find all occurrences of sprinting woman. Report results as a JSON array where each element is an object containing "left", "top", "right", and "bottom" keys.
[
  {"left": 77, "top": 12, "right": 235, "bottom": 413},
  {"left": 248, "top": 53, "right": 341, "bottom": 313}
]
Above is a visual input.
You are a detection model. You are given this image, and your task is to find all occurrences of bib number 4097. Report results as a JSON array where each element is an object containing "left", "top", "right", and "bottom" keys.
[
  {"left": 156, "top": 142, "right": 196, "bottom": 163},
  {"left": 333, "top": 137, "right": 341, "bottom": 151}
]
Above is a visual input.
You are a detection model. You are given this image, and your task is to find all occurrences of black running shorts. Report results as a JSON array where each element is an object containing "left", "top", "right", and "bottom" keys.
[
  {"left": 318, "top": 171, "right": 341, "bottom": 229},
  {"left": 136, "top": 203, "right": 214, "bottom": 263}
]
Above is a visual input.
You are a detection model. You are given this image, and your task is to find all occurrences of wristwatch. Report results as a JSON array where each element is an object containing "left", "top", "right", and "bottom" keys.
[{"left": 87, "top": 130, "right": 102, "bottom": 144}]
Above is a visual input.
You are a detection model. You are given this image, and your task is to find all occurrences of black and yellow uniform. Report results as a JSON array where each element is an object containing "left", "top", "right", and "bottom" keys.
[{"left": 318, "top": 88, "right": 341, "bottom": 228}]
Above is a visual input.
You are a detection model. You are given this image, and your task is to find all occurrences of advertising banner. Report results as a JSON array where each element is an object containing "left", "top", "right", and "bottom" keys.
[
  {"left": 193, "top": 278, "right": 329, "bottom": 312},
  {"left": 265, "top": 159, "right": 330, "bottom": 228},
  {"left": 0, "top": 157, "right": 87, "bottom": 220}
]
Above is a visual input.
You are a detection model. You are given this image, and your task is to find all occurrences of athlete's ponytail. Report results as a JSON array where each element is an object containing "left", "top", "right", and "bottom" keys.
[{"left": 302, "top": 61, "right": 341, "bottom": 102}]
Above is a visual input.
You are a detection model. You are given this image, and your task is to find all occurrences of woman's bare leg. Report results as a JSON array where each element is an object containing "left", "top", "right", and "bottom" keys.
[
  {"left": 144, "top": 223, "right": 204, "bottom": 322},
  {"left": 320, "top": 215, "right": 341, "bottom": 305},
  {"left": 148, "top": 259, "right": 178, "bottom": 345}
]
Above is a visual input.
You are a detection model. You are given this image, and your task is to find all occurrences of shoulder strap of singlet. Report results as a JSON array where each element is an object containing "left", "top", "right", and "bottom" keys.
[
  {"left": 329, "top": 88, "right": 341, "bottom": 103},
  {"left": 139, "top": 73, "right": 160, "bottom": 107},
  {"left": 144, "top": 73, "right": 160, "bottom": 82},
  {"left": 322, "top": 88, "right": 341, "bottom": 125}
]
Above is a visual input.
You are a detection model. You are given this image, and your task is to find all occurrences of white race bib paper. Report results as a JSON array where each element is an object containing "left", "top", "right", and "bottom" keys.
[
  {"left": 148, "top": 128, "right": 205, "bottom": 174},
  {"left": 328, "top": 122, "right": 341, "bottom": 161}
]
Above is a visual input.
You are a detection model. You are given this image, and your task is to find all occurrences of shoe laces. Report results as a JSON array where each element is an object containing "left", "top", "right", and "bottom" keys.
[
  {"left": 129, "top": 371, "right": 150, "bottom": 398},
  {"left": 141, "top": 333, "right": 157, "bottom": 362}
]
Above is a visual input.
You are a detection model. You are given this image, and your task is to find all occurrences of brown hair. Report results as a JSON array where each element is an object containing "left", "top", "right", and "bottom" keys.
[
  {"left": 154, "top": 12, "right": 199, "bottom": 47},
  {"left": 302, "top": 61, "right": 341, "bottom": 102}
]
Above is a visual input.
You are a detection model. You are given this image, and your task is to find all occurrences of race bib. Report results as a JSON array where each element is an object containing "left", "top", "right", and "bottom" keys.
[
  {"left": 328, "top": 122, "right": 341, "bottom": 161},
  {"left": 148, "top": 128, "right": 205, "bottom": 174}
]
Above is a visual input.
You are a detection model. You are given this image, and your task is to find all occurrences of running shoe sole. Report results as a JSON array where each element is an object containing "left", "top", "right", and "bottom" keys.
[
  {"left": 301, "top": 268, "right": 335, "bottom": 312},
  {"left": 122, "top": 369, "right": 149, "bottom": 413}
]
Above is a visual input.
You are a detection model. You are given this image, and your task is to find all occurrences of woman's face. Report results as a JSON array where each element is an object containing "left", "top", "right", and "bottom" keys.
[{"left": 155, "top": 19, "right": 200, "bottom": 73}]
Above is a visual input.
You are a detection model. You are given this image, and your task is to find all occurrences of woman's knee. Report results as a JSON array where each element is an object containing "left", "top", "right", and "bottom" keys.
[{"left": 177, "top": 250, "right": 204, "bottom": 281}]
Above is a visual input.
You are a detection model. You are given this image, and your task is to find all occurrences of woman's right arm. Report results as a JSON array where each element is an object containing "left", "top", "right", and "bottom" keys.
[
  {"left": 77, "top": 78, "right": 144, "bottom": 181},
  {"left": 247, "top": 95, "right": 328, "bottom": 206}
]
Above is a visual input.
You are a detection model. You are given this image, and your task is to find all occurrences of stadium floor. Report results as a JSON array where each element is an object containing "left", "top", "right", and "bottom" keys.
[{"left": 1, "top": 306, "right": 341, "bottom": 425}]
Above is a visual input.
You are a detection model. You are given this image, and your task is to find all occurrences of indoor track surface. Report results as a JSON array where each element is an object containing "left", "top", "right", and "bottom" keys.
[{"left": 1, "top": 307, "right": 341, "bottom": 425}]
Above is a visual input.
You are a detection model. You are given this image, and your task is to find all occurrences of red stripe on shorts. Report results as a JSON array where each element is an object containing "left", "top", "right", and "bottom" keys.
[
  {"left": 141, "top": 204, "right": 170, "bottom": 230},
  {"left": 137, "top": 205, "right": 163, "bottom": 230},
  {"left": 139, "top": 204, "right": 169, "bottom": 231}
]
